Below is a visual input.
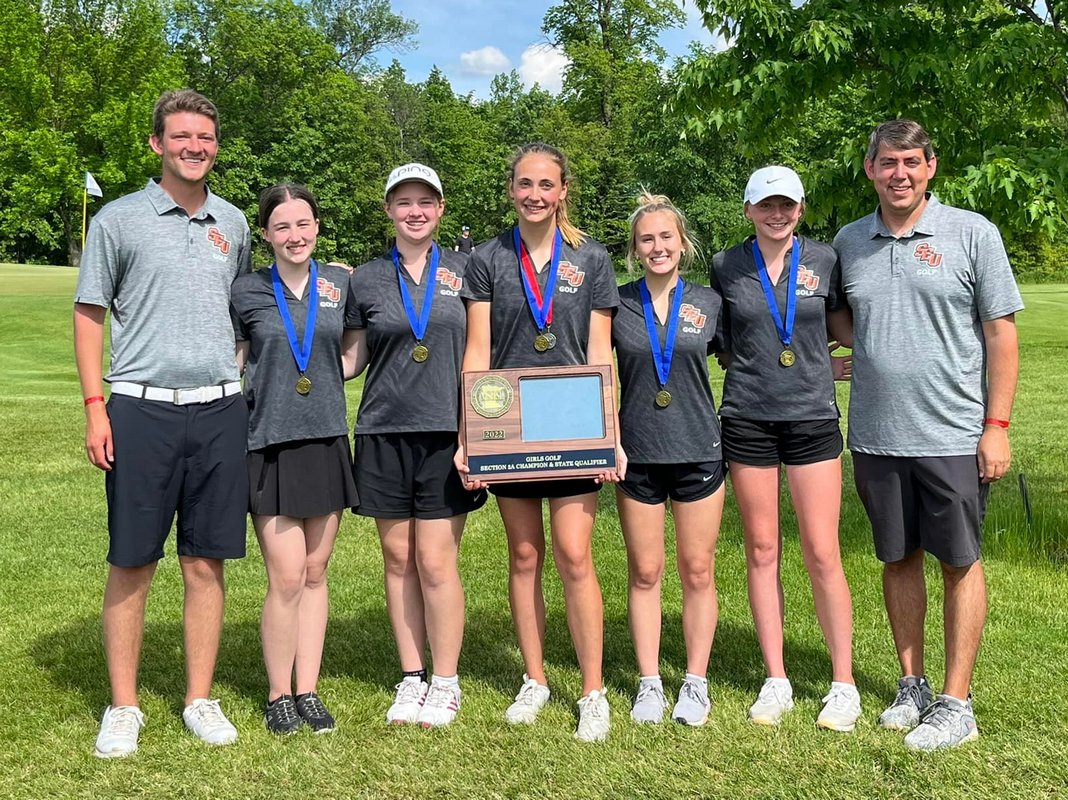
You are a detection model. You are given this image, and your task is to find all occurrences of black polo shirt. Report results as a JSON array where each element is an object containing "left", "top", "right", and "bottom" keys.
[
  {"left": 613, "top": 279, "right": 725, "bottom": 463},
  {"left": 710, "top": 236, "right": 843, "bottom": 421},
  {"left": 461, "top": 230, "right": 619, "bottom": 369},
  {"left": 231, "top": 263, "right": 357, "bottom": 450},
  {"left": 349, "top": 247, "right": 469, "bottom": 434}
]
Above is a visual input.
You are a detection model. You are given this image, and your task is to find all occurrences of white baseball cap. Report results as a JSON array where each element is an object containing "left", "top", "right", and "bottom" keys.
[
  {"left": 744, "top": 166, "right": 805, "bottom": 205},
  {"left": 384, "top": 163, "right": 443, "bottom": 200}
]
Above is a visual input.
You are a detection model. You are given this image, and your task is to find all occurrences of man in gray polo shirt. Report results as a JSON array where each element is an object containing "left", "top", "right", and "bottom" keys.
[
  {"left": 835, "top": 119, "right": 1022, "bottom": 751},
  {"left": 74, "top": 89, "right": 251, "bottom": 757}
]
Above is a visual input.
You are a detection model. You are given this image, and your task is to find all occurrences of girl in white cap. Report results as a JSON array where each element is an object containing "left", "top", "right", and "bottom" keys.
[
  {"left": 710, "top": 166, "right": 859, "bottom": 731},
  {"left": 348, "top": 163, "right": 486, "bottom": 728}
]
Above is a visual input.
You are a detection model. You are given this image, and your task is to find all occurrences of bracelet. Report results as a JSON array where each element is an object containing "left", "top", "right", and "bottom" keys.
[
  {"left": 983, "top": 417, "right": 1010, "bottom": 429},
  {"left": 84, "top": 395, "right": 106, "bottom": 406}
]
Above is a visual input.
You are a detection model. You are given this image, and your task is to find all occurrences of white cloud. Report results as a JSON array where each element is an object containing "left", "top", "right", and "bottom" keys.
[
  {"left": 459, "top": 46, "right": 511, "bottom": 76},
  {"left": 518, "top": 44, "right": 570, "bottom": 94}
]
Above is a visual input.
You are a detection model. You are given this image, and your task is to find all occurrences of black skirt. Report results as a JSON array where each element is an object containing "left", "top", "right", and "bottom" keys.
[{"left": 248, "top": 435, "right": 359, "bottom": 517}]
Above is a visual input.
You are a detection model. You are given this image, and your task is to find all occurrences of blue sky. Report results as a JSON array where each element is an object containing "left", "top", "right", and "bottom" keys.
[{"left": 384, "top": 0, "right": 721, "bottom": 97}]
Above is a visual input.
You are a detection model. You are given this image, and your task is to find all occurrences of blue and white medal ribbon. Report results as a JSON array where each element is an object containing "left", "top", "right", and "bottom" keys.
[
  {"left": 638, "top": 277, "right": 685, "bottom": 407},
  {"left": 271, "top": 258, "right": 319, "bottom": 394}
]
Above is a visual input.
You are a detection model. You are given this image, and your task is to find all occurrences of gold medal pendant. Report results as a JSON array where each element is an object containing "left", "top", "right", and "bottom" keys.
[
  {"left": 534, "top": 334, "right": 550, "bottom": 352},
  {"left": 296, "top": 375, "right": 312, "bottom": 395},
  {"left": 655, "top": 389, "right": 672, "bottom": 408},
  {"left": 412, "top": 344, "right": 429, "bottom": 363},
  {"left": 779, "top": 348, "right": 796, "bottom": 368}
]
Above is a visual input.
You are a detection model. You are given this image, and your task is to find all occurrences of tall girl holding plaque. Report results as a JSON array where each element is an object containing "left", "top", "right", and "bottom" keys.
[
  {"left": 230, "top": 184, "right": 361, "bottom": 734},
  {"left": 457, "top": 143, "right": 622, "bottom": 742},
  {"left": 612, "top": 193, "right": 726, "bottom": 726},
  {"left": 709, "top": 166, "right": 859, "bottom": 731},
  {"left": 349, "top": 164, "right": 486, "bottom": 729}
]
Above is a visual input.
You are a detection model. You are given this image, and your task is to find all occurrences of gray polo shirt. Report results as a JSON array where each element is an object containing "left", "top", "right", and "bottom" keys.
[
  {"left": 74, "top": 179, "right": 251, "bottom": 387},
  {"left": 613, "top": 279, "right": 724, "bottom": 463},
  {"left": 834, "top": 195, "right": 1024, "bottom": 456},
  {"left": 231, "top": 264, "right": 357, "bottom": 450},
  {"left": 461, "top": 230, "right": 620, "bottom": 369},
  {"left": 710, "top": 236, "right": 844, "bottom": 421},
  {"left": 349, "top": 248, "right": 470, "bottom": 434}
]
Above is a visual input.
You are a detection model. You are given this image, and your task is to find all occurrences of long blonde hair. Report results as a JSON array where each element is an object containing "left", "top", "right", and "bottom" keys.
[
  {"left": 626, "top": 190, "right": 701, "bottom": 273},
  {"left": 508, "top": 143, "right": 585, "bottom": 249}
]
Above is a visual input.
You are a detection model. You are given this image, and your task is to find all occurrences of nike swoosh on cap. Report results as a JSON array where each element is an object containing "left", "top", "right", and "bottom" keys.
[{"left": 766, "top": 177, "right": 783, "bottom": 183}]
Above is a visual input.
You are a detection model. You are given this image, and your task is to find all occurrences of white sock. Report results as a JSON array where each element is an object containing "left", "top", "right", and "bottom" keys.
[
  {"left": 685, "top": 673, "right": 708, "bottom": 687},
  {"left": 639, "top": 674, "right": 662, "bottom": 686},
  {"left": 432, "top": 674, "right": 459, "bottom": 687}
]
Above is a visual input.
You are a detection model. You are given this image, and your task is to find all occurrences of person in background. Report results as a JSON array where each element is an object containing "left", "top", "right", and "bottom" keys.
[{"left": 454, "top": 225, "right": 475, "bottom": 255}]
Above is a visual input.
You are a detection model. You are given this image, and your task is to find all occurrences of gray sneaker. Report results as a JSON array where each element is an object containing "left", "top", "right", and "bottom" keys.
[
  {"left": 903, "top": 694, "right": 979, "bottom": 751},
  {"left": 672, "top": 678, "right": 711, "bottom": 727},
  {"left": 630, "top": 680, "right": 667, "bottom": 724},
  {"left": 878, "top": 676, "right": 934, "bottom": 731}
]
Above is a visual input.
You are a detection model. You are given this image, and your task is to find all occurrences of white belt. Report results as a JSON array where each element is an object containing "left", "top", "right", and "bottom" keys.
[{"left": 110, "top": 381, "right": 242, "bottom": 406}]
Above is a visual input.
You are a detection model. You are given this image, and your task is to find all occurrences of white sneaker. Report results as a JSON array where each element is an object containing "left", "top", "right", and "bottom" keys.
[
  {"left": 749, "top": 677, "right": 794, "bottom": 726},
  {"left": 182, "top": 698, "right": 237, "bottom": 746},
  {"left": 630, "top": 680, "right": 667, "bottom": 724},
  {"left": 416, "top": 681, "right": 461, "bottom": 728},
  {"left": 575, "top": 689, "right": 611, "bottom": 742},
  {"left": 504, "top": 674, "right": 551, "bottom": 724},
  {"left": 94, "top": 705, "right": 145, "bottom": 758},
  {"left": 386, "top": 677, "right": 428, "bottom": 725},
  {"left": 817, "top": 681, "right": 862, "bottom": 732}
]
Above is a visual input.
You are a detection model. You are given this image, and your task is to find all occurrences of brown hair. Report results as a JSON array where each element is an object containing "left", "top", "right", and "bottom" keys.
[
  {"left": 865, "top": 119, "right": 934, "bottom": 162},
  {"left": 152, "top": 89, "right": 220, "bottom": 141},
  {"left": 257, "top": 183, "right": 320, "bottom": 229},
  {"left": 626, "top": 190, "right": 701, "bottom": 274},
  {"left": 508, "top": 143, "right": 585, "bottom": 248}
]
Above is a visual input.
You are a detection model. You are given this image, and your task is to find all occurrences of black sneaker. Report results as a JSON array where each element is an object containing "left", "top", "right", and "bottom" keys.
[
  {"left": 265, "top": 695, "right": 302, "bottom": 735},
  {"left": 295, "top": 692, "right": 336, "bottom": 734}
]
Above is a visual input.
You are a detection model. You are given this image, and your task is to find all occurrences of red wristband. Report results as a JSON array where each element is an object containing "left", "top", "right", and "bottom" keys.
[
  {"left": 983, "top": 417, "right": 1010, "bottom": 429},
  {"left": 84, "top": 395, "right": 106, "bottom": 406}
]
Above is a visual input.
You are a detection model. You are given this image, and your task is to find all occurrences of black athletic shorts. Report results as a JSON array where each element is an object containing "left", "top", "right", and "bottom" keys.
[
  {"left": 852, "top": 452, "right": 988, "bottom": 566},
  {"left": 353, "top": 431, "right": 486, "bottom": 520},
  {"left": 105, "top": 394, "right": 248, "bottom": 567},
  {"left": 722, "top": 417, "right": 842, "bottom": 466},
  {"left": 490, "top": 478, "right": 601, "bottom": 500},
  {"left": 618, "top": 460, "right": 726, "bottom": 505},
  {"left": 248, "top": 435, "right": 358, "bottom": 518}
]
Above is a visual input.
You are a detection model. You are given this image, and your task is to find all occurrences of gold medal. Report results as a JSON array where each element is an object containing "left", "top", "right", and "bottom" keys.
[
  {"left": 412, "top": 344, "right": 429, "bottom": 363},
  {"left": 655, "top": 389, "right": 672, "bottom": 408},
  {"left": 779, "top": 348, "right": 796, "bottom": 368},
  {"left": 534, "top": 334, "right": 550, "bottom": 352},
  {"left": 296, "top": 375, "right": 312, "bottom": 395}
]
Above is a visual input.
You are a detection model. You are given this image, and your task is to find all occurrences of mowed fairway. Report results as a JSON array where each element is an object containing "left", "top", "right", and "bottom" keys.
[{"left": 1, "top": 264, "right": 1066, "bottom": 799}]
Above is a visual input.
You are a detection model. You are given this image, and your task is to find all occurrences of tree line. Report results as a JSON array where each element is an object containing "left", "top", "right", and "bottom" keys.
[{"left": 2, "top": 0, "right": 1065, "bottom": 279}]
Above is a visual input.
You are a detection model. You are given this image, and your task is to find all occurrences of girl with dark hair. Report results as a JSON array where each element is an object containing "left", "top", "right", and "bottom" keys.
[
  {"left": 230, "top": 183, "right": 362, "bottom": 734},
  {"left": 456, "top": 143, "right": 622, "bottom": 742}
]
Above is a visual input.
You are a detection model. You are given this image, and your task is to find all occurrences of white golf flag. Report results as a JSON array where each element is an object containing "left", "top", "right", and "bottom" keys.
[{"left": 84, "top": 171, "right": 103, "bottom": 198}]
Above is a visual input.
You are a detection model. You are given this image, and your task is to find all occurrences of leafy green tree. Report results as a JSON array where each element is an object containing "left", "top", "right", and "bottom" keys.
[
  {"left": 308, "top": 0, "right": 418, "bottom": 75},
  {"left": 675, "top": 0, "right": 1068, "bottom": 240}
]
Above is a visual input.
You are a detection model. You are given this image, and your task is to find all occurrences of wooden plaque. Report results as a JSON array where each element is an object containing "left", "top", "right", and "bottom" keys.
[{"left": 461, "top": 364, "right": 618, "bottom": 483}]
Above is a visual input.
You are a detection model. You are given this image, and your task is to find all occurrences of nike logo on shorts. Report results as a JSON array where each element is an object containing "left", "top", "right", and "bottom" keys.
[{"left": 702, "top": 474, "right": 715, "bottom": 482}]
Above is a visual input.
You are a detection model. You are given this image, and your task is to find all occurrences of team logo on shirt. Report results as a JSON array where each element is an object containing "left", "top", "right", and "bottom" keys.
[
  {"left": 436, "top": 267, "right": 463, "bottom": 296},
  {"left": 207, "top": 227, "right": 231, "bottom": 256},
  {"left": 795, "top": 264, "right": 820, "bottom": 296},
  {"left": 556, "top": 262, "right": 585, "bottom": 293},
  {"left": 317, "top": 277, "right": 341, "bottom": 307},
  {"left": 914, "top": 243, "right": 943, "bottom": 274},
  {"left": 679, "top": 303, "right": 707, "bottom": 334}
]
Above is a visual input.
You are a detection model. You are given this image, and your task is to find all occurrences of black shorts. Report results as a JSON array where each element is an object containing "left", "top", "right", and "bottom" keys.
[
  {"left": 490, "top": 478, "right": 601, "bottom": 500},
  {"left": 722, "top": 417, "right": 842, "bottom": 466},
  {"left": 105, "top": 394, "right": 248, "bottom": 568},
  {"left": 353, "top": 432, "right": 486, "bottom": 520},
  {"left": 248, "top": 435, "right": 358, "bottom": 518},
  {"left": 852, "top": 452, "right": 988, "bottom": 566},
  {"left": 618, "top": 460, "right": 726, "bottom": 505}
]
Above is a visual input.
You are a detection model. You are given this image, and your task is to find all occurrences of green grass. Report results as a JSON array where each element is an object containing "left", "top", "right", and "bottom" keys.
[{"left": 1, "top": 263, "right": 1066, "bottom": 798}]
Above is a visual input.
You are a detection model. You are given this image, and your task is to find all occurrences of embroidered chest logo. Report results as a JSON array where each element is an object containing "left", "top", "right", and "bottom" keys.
[
  {"left": 556, "top": 262, "right": 585, "bottom": 293},
  {"left": 914, "top": 243, "right": 943, "bottom": 268},
  {"left": 679, "top": 303, "right": 707, "bottom": 333},
  {"left": 796, "top": 265, "right": 820, "bottom": 296},
  {"left": 436, "top": 267, "right": 463, "bottom": 295},
  {"left": 206, "top": 227, "right": 231, "bottom": 255},
  {"left": 317, "top": 277, "right": 341, "bottom": 306}
]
